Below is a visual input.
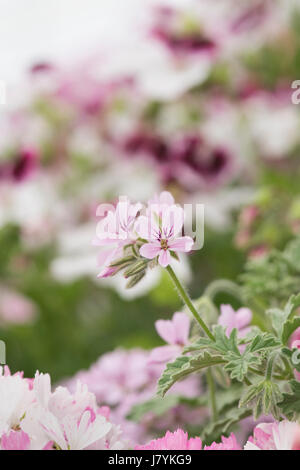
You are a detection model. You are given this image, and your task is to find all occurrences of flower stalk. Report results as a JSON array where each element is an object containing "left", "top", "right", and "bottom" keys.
[{"left": 166, "top": 265, "right": 215, "bottom": 341}]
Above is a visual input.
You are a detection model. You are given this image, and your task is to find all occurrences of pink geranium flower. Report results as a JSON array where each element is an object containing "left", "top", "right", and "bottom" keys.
[
  {"left": 1, "top": 430, "right": 53, "bottom": 450},
  {"left": 218, "top": 304, "right": 252, "bottom": 338},
  {"left": 135, "top": 429, "right": 202, "bottom": 450},
  {"left": 136, "top": 200, "right": 193, "bottom": 268},
  {"left": 94, "top": 197, "right": 141, "bottom": 278},
  {"left": 149, "top": 312, "right": 190, "bottom": 364},
  {"left": 1, "top": 430, "right": 31, "bottom": 450},
  {"left": 204, "top": 433, "right": 241, "bottom": 450},
  {"left": 245, "top": 421, "right": 300, "bottom": 450}
]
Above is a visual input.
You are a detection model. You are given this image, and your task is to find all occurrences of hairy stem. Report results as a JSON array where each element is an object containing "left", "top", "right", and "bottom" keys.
[{"left": 166, "top": 265, "right": 215, "bottom": 341}]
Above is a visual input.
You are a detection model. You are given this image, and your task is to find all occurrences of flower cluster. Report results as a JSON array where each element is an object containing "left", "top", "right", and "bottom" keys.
[
  {"left": 135, "top": 421, "right": 300, "bottom": 451},
  {"left": 67, "top": 312, "right": 204, "bottom": 445},
  {"left": 0, "top": 367, "right": 126, "bottom": 450},
  {"left": 94, "top": 192, "right": 194, "bottom": 286}
]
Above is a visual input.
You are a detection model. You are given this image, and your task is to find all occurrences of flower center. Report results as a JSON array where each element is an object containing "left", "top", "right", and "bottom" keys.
[{"left": 160, "top": 239, "right": 168, "bottom": 250}]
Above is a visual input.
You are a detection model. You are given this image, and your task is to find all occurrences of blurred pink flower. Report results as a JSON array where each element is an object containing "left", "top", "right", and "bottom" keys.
[
  {"left": 218, "top": 304, "right": 252, "bottom": 339},
  {"left": 0, "top": 147, "right": 39, "bottom": 183},
  {"left": 151, "top": 7, "right": 216, "bottom": 56},
  {"left": 204, "top": 433, "right": 241, "bottom": 450},
  {"left": 149, "top": 312, "right": 190, "bottom": 364},
  {"left": 0, "top": 290, "right": 36, "bottom": 325},
  {"left": 172, "top": 135, "right": 232, "bottom": 190},
  {"left": 135, "top": 429, "right": 202, "bottom": 450},
  {"left": 66, "top": 347, "right": 203, "bottom": 446}
]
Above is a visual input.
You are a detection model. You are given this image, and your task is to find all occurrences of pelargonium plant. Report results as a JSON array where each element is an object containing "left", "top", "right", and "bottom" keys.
[
  {"left": 92, "top": 190, "right": 300, "bottom": 449},
  {"left": 2, "top": 190, "right": 300, "bottom": 450}
]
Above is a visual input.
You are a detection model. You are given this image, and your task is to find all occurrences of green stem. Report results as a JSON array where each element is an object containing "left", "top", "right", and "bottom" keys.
[
  {"left": 204, "top": 279, "right": 242, "bottom": 302},
  {"left": 166, "top": 265, "right": 215, "bottom": 341},
  {"left": 206, "top": 368, "right": 218, "bottom": 422}
]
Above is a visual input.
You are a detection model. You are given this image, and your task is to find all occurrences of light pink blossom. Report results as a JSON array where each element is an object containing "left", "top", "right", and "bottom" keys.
[
  {"left": 135, "top": 429, "right": 202, "bottom": 450},
  {"left": 94, "top": 197, "right": 141, "bottom": 278},
  {"left": 0, "top": 368, "right": 127, "bottom": 450},
  {"left": 218, "top": 304, "right": 252, "bottom": 338},
  {"left": 66, "top": 348, "right": 202, "bottom": 446},
  {"left": 149, "top": 312, "right": 190, "bottom": 364},
  {"left": 245, "top": 421, "right": 300, "bottom": 450},
  {"left": 204, "top": 433, "right": 241, "bottom": 450},
  {"left": 137, "top": 201, "right": 193, "bottom": 268},
  {"left": 0, "top": 290, "right": 36, "bottom": 325}
]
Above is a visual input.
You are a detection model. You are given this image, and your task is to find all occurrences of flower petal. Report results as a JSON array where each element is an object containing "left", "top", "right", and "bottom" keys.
[
  {"left": 155, "top": 319, "right": 177, "bottom": 344},
  {"left": 139, "top": 242, "right": 161, "bottom": 259},
  {"left": 158, "top": 249, "right": 171, "bottom": 267},
  {"left": 173, "top": 312, "right": 190, "bottom": 345},
  {"left": 236, "top": 308, "right": 252, "bottom": 329},
  {"left": 148, "top": 345, "right": 180, "bottom": 364},
  {"left": 161, "top": 205, "right": 184, "bottom": 238},
  {"left": 168, "top": 236, "right": 194, "bottom": 253}
]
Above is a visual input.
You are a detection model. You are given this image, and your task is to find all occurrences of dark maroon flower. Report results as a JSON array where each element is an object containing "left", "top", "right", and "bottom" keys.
[
  {"left": 172, "top": 135, "right": 231, "bottom": 186},
  {"left": 123, "top": 132, "right": 170, "bottom": 163},
  {"left": 152, "top": 28, "right": 216, "bottom": 55},
  {"left": 0, "top": 148, "right": 38, "bottom": 183},
  {"left": 150, "top": 6, "right": 216, "bottom": 56}
]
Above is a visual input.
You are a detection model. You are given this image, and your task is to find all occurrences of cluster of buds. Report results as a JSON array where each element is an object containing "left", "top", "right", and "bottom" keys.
[
  {"left": 107, "top": 242, "right": 157, "bottom": 288},
  {"left": 94, "top": 192, "right": 194, "bottom": 288}
]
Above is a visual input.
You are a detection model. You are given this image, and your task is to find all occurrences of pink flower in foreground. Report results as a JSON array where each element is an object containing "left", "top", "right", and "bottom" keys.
[
  {"left": 66, "top": 347, "right": 202, "bottom": 446},
  {"left": 218, "top": 304, "right": 252, "bottom": 338},
  {"left": 135, "top": 429, "right": 202, "bottom": 450},
  {"left": 137, "top": 201, "right": 193, "bottom": 268},
  {"left": 245, "top": 421, "right": 300, "bottom": 450},
  {"left": 1, "top": 430, "right": 53, "bottom": 450},
  {"left": 1, "top": 430, "right": 31, "bottom": 450},
  {"left": 149, "top": 312, "right": 190, "bottom": 364},
  {"left": 204, "top": 433, "right": 241, "bottom": 450},
  {"left": 0, "top": 367, "right": 127, "bottom": 450}
]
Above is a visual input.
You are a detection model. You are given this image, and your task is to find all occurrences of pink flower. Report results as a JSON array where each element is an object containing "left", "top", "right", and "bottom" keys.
[
  {"left": 204, "top": 433, "right": 241, "bottom": 450},
  {"left": 0, "top": 290, "right": 36, "bottom": 325},
  {"left": 149, "top": 312, "right": 190, "bottom": 364},
  {"left": 218, "top": 304, "right": 252, "bottom": 338},
  {"left": 1, "top": 430, "right": 31, "bottom": 450},
  {"left": 151, "top": 7, "right": 216, "bottom": 56},
  {"left": 94, "top": 197, "right": 141, "bottom": 278},
  {"left": 172, "top": 135, "right": 232, "bottom": 189},
  {"left": 290, "top": 326, "right": 300, "bottom": 346},
  {"left": 1, "top": 430, "right": 53, "bottom": 450},
  {"left": 245, "top": 421, "right": 300, "bottom": 450},
  {"left": 66, "top": 348, "right": 202, "bottom": 446},
  {"left": 0, "top": 147, "right": 38, "bottom": 183},
  {"left": 137, "top": 200, "right": 193, "bottom": 268},
  {"left": 135, "top": 429, "right": 202, "bottom": 450}
]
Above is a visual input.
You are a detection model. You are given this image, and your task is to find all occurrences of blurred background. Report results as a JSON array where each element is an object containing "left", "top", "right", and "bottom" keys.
[{"left": 1, "top": 1, "right": 300, "bottom": 437}]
